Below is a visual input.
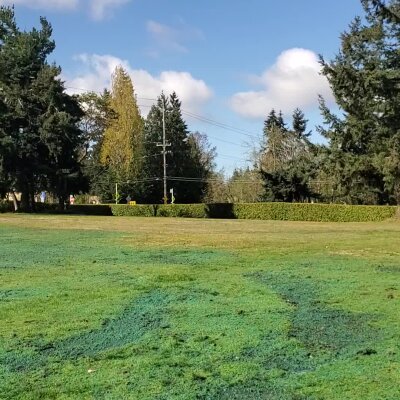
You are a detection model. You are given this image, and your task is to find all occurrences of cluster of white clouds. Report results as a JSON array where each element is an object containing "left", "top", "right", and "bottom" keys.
[
  {"left": 230, "top": 48, "right": 334, "bottom": 118},
  {"left": 65, "top": 48, "right": 333, "bottom": 119},
  {"left": 0, "top": 0, "right": 130, "bottom": 20},
  {"left": 65, "top": 54, "right": 213, "bottom": 114}
]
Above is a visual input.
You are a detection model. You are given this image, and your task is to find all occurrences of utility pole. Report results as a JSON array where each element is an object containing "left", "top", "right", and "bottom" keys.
[{"left": 156, "top": 102, "right": 171, "bottom": 204}]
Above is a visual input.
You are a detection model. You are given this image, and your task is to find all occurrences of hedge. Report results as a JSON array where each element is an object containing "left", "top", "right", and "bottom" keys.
[
  {"left": 109, "top": 202, "right": 398, "bottom": 222},
  {"left": 1, "top": 201, "right": 398, "bottom": 222}
]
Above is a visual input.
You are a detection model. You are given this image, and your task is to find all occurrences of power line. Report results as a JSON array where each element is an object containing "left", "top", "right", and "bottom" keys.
[
  {"left": 66, "top": 85, "right": 260, "bottom": 145},
  {"left": 181, "top": 109, "right": 260, "bottom": 140}
]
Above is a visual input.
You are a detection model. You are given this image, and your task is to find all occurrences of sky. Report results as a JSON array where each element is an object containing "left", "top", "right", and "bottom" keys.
[{"left": 1, "top": 0, "right": 365, "bottom": 174}]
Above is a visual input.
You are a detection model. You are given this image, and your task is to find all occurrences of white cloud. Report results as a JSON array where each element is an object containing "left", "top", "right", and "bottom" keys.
[
  {"left": 0, "top": 0, "right": 131, "bottom": 20},
  {"left": 146, "top": 20, "right": 188, "bottom": 54},
  {"left": 0, "top": 0, "right": 79, "bottom": 9},
  {"left": 146, "top": 19, "right": 204, "bottom": 57},
  {"left": 230, "top": 48, "right": 334, "bottom": 119},
  {"left": 64, "top": 53, "right": 213, "bottom": 114},
  {"left": 89, "top": 0, "right": 130, "bottom": 20}
]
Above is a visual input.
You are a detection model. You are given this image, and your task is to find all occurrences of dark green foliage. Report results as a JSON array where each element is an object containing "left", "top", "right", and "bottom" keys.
[
  {"left": 140, "top": 93, "right": 210, "bottom": 204},
  {"left": 0, "top": 199, "right": 12, "bottom": 213},
  {"left": 264, "top": 109, "right": 286, "bottom": 131},
  {"left": 262, "top": 167, "right": 315, "bottom": 203},
  {"left": 292, "top": 108, "right": 310, "bottom": 138},
  {"left": 0, "top": 7, "right": 84, "bottom": 211},
  {"left": 260, "top": 110, "right": 317, "bottom": 202},
  {"left": 319, "top": 0, "right": 400, "bottom": 204},
  {"left": 67, "top": 204, "right": 113, "bottom": 215}
]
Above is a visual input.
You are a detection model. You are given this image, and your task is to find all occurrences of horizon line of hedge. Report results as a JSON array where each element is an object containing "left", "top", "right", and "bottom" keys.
[
  {"left": 108, "top": 202, "right": 397, "bottom": 222},
  {"left": 1, "top": 201, "right": 398, "bottom": 222}
]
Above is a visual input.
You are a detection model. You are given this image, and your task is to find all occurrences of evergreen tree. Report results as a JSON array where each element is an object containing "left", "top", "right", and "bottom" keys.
[
  {"left": 0, "top": 6, "right": 84, "bottom": 210},
  {"left": 292, "top": 108, "right": 310, "bottom": 138},
  {"left": 319, "top": 0, "right": 400, "bottom": 204},
  {"left": 264, "top": 109, "right": 286, "bottom": 132},
  {"left": 100, "top": 66, "right": 144, "bottom": 199},
  {"left": 140, "top": 93, "right": 208, "bottom": 203},
  {"left": 259, "top": 110, "right": 317, "bottom": 202}
]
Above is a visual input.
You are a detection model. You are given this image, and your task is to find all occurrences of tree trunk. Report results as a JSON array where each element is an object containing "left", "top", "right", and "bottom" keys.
[
  {"left": 29, "top": 189, "right": 35, "bottom": 212},
  {"left": 58, "top": 196, "right": 65, "bottom": 211},
  {"left": 10, "top": 191, "right": 19, "bottom": 212},
  {"left": 20, "top": 190, "right": 31, "bottom": 212}
]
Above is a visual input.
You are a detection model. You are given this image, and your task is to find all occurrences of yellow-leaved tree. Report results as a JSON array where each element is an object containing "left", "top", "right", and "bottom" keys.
[{"left": 100, "top": 66, "right": 144, "bottom": 183}]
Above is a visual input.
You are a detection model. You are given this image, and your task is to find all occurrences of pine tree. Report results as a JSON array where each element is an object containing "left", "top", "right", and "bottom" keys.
[
  {"left": 259, "top": 109, "right": 316, "bottom": 202},
  {"left": 140, "top": 92, "right": 208, "bottom": 203},
  {"left": 0, "top": 7, "right": 84, "bottom": 210},
  {"left": 292, "top": 108, "right": 310, "bottom": 138},
  {"left": 319, "top": 0, "right": 400, "bottom": 204},
  {"left": 264, "top": 109, "right": 286, "bottom": 132}
]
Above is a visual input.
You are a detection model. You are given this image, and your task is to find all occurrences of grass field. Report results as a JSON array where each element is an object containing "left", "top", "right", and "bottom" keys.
[{"left": 0, "top": 214, "right": 399, "bottom": 399}]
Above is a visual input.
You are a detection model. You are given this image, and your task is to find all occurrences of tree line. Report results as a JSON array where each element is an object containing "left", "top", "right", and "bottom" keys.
[{"left": 0, "top": 1, "right": 399, "bottom": 210}]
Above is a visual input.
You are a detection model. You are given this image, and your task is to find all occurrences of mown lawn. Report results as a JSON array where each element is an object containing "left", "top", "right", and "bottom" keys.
[{"left": 0, "top": 214, "right": 399, "bottom": 400}]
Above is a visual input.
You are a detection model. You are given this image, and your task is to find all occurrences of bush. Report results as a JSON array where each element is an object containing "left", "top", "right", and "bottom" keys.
[
  {"left": 110, "top": 202, "right": 397, "bottom": 222},
  {"left": 110, "top": 204, "right": 206, "bottom": 218},
  {"left": 232, "top": 202, "right": 397, "bottom": 222},
  {"left": 0, "top": 200, "right": 13, "bottom": 213},
  {"left": 2, "top": 201, "right": 398, "bottom": 222},
  {"left": 68, "top": 205, "right": 113, "bottom": 216}
]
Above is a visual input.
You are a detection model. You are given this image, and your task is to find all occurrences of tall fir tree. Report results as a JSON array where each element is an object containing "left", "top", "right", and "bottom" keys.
[
  {"left": 259, "top": 110, "right": 316, "bottom": 202},
  {"left": 140, "top": 92, "right": 208, "bottom": 203},
  {"left": 0, "top": 6, "right": 84, "bottom": 210},
  {"left": 319, "top": 0, "right": 400, "bottom": 204},
  {"left": 292, "top": 108, "right": 310, "bottom": 138}
]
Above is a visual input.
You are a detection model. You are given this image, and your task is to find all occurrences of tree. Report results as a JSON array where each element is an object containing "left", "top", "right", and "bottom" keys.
[
  {"left": 319, "top": 0, "right": 400, "bottom": 204},
  {"left": 0, "top": 6, "right": 84, "bottom": 210},
  {"left": 292, "top": 108, "right": 310, "bottom": 138},
  {"left": 100, "top": 66, "right": 144, "bottom": 199},
  {"left": 78, "top": 90, "right": 117, "bottom": 202},
  {"left": 227, "top": 167, "right": 264, "bottom": 203},
  {"left": 258, "top": 110, "right": 317, "bottom": 202},
  {"left": 264, "top": 109, "right": 286, "bottom": 132},
  {"left": 140, "top": 92, "right": 209, "bottom": 203}
]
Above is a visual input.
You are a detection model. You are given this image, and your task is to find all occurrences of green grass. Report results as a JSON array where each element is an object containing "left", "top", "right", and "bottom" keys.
[{"left": 0, "top": 214, "right": 399, "bottom": 399}]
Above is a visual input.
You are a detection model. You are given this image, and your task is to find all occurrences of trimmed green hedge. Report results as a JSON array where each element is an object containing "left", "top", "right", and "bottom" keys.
[
  {"left": 232, "top": 202, "right": 396, "bottom": 222},
  {"left": 68, "top": 205, "right": 113, "bottom": 216},
  {"left": 1, "top": 201, "right": 398, "bottom": 222},
  {"left": 110, "top": 204, "right": 206, "bottom": 218},
  {"left": 109, "top": 202, "right": 398, "bottom": 222}
]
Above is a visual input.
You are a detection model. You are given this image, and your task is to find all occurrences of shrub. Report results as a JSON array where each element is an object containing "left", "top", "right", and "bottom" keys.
[
  {"left": 0, "top": 200, "right": 13, "bottom": 213},
  {"left": 2, "top": 201, "right": 398, "bottom": 222},
  {"left": 67, "top": 205, "right": 113, "bottom": 216},
  {"left": 110, "top": 202, "right": 397, "bottom": 222},
  {"left": 232, "top": 203, "right": 397, "bottom": 222}
]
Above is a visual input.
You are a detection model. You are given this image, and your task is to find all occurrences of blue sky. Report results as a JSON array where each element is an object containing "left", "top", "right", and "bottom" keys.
[{"left": 3, "top": 0, "right": 364, "bottom": 174}]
